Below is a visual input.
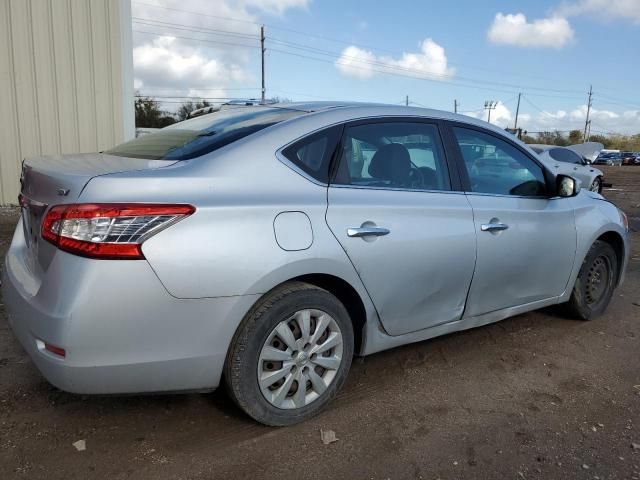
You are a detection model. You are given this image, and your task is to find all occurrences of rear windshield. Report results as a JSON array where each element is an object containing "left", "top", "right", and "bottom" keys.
[{"left": 104, "top": 107, "right": 303, "bottom": 160}]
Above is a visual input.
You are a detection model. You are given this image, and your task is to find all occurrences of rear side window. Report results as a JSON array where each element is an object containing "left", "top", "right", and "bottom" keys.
[
  {"left": 281, "top": 126, "right": 342, "bottom": 183},
  {"left": 549, "top": 148, "right": 582, "bottom": 164},
  {"left": 105, "top": 107, "right": 303, "bottom": 160},
  {"left": 332, "top": 122, "right": 451, "bottom": 191}
]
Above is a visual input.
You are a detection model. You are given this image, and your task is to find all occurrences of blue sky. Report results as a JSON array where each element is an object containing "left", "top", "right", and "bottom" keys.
[{"left": 131, "top": 0, "right": 640, "bottom": 134}]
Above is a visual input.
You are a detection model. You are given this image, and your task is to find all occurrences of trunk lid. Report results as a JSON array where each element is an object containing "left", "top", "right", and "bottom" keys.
[{"left": 19, "top": 153, "right": 178, "bottom": 273}]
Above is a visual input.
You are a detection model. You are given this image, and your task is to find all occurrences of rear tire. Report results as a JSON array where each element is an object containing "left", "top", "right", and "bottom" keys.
[
  {"left": 565, "top": 240, "right": 617, "bottom": 320},
  {"left": 224, "top": 281, "right": 354, "bottom": 426}
]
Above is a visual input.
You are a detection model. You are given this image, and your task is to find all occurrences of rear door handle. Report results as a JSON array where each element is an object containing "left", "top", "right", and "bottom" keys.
[
  {"left": 481, "top": 223, "right": 509, "bottom": 232},
  {"left": 347, "top": 226, "right": 390, "bottom": 238}
]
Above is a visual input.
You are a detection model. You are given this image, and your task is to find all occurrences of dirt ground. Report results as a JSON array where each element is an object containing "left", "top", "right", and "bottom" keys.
[{"left": 1, "top": 166, "right": 639, "bottom": 480}]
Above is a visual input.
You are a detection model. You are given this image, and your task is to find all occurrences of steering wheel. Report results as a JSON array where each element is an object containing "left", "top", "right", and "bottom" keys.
[{"left": 408, "top": 165, "right": 424, "bottom": 189}]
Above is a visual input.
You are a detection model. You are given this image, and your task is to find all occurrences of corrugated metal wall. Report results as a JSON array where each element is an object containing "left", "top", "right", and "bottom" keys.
[{"left": 0, "top": 0, "right": 134, "bottom": 204}]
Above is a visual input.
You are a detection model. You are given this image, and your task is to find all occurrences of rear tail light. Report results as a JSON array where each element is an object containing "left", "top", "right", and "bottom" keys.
[{"left": 41, "top": 203, "right": 195, "bottom": 259}]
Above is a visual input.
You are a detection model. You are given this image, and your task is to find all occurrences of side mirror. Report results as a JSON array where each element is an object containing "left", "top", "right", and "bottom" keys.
[{"left": 556, "top": 174, "right": 581, "bottom": 197}]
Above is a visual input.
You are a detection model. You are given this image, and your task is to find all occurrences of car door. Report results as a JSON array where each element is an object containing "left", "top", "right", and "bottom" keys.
[
  {"left": 325, "top": 119, "right": 476, "bottom": 336},
  {"left": 448, "top": 125, "right": 577, "bottom": 318}
]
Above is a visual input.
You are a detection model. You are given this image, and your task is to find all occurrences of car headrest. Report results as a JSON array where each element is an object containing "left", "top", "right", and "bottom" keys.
[{"left": 368, "top": 143, "right": 410, "bottom": 185}]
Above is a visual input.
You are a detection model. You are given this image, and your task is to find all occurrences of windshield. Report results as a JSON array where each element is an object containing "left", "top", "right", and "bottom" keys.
[{"left": 105, "top": 107, "right": 304, "bottom": 160}]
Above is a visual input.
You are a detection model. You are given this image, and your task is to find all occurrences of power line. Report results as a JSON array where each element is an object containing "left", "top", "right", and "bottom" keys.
[
  {"left": 133, "top": 1, "right": 626, "bottom": 98},
  {"left": 132, "top": 18, "right": 259, "bottom": 39},
  {"left": 514, "top": 93, "right": 521, "bottom": 130},
  {"left": 137, "top": 87, "right": 261, "bottom": 92},
  {"left": 134, "top": 18, "right": 575, "bottom": 100},
  {"left": 584, "top": 85, "right": 593, "bottom": 142},
  {"left": 133, "top": 29, "right": 260, "bottom": 49},
  {"left": 132, "top": 2, "right": 640, "bottom": 107},
  {"left": 269, "top": 48, "right": 520, "bottom": 96},
  {"left": 268, "top": 37, "right": 588, "bottom": 96},
  {"left": 136, "top": 94, "right": 255, "bottom": 99},
  {"left": 261, "top": 25, "right": 266, "bottom": 102},
  {"left": 132, "top": 1, "right": 260, "bottom": 25}
]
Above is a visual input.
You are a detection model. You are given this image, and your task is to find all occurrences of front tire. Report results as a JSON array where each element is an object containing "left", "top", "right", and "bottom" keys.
[
  {"left": 590, "top": 176, "right": 602, "bottom": 193},
  {"left": 224, "top": 282, "right": 354, "bottom": 426},
  {"left": 565, "top": 240, "right": 618, "bottom": 320}
]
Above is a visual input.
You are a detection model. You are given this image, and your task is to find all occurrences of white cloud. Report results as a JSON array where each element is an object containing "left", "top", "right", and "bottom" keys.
[
  {"left": 557, "top": 0, "right": 640, "bottom": 23},
  {"left": 487, "top": 13, "right": 574, "bottom": 48},
  {"left": 335, "top": 39, "right": 455, "bottom": 80},
  {"left": 461, "top": 101, "right": 640, "bottom": 134},
  {"left": 133, "top": 36, "right": 250, "bottom": 93},
  {"left": 131, "top": 0, "right": 308, "bottom": 108},
  {"left": 244, "top": 0, "right": 309, "bottom": 15},
  {"left": 335, "top": 46, "right": 378, "bottom": 79},
  {"left": 569, "top": 105, "right": 619, "bottom": 121}
]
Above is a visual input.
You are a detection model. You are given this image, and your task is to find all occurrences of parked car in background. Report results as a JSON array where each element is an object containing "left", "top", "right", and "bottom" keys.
[
  {"left": 595, "top": 152, "right": 623, "bottom": 166},
  {"left": 566, "top": 142, "right": 604, "bottom": 165},
  {"left": 622, "top": 151, "right": 636, "bottom": 165},
  {"left": 628, "top": 153, "right": 640, "bottom": 166},
  {"left": 4, "top": 102, "right": 629, "bottom": 426},
  {"left": 529, "top": 144, "right": 605, "bottom": 193}
]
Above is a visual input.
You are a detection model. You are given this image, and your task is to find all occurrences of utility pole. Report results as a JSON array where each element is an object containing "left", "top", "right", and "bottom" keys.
[
  {"left": 514, "top": 93, "right": 521, "bottom": 129},
  {"left": 454, "top": 99, "right": 458, "bottom": 113},
  {"left": 484, "top": 100, "right": 498, "bottom": 123},
  {"left": 260, "top": 25, "right": 265, "bottom": 103},
  {"left": 583, "top": 85, "right": 592, "bottom": 143},
  {"left": 405, "top": 95, "right": 409, "bottom": 106}
]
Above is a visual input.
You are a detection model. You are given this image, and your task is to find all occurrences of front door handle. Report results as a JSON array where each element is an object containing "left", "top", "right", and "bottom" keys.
[
  {"left": 481, "top": 222, "right": 509, "bottom": 232},
  {"left": 347, "top": 226, "right": 390, "bottom": 238}
]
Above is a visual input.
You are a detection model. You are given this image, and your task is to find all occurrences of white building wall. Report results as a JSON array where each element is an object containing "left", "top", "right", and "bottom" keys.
[{"left": 0, "top": 0, "right": 134, "bottom": 204}]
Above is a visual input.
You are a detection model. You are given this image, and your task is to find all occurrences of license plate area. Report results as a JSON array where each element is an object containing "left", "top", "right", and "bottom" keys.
[{"left": 20, "top": 196, "right": 47, "bottom": 267}]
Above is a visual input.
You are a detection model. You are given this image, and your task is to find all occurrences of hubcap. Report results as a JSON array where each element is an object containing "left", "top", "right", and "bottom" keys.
[
  {"left": 590, "top": 179, "right": 601, "bottom": 192},
  {"left": 258, "top": 309, "right": 344, "bottom": 410},
  {"left": 585, "top": 255, "right": 610, "bottom": 305}
]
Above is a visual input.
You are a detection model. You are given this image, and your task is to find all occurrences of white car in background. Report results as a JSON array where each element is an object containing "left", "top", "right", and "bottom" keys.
[{"left": 529, "top": 144, "right": 605, "bottom": 193}]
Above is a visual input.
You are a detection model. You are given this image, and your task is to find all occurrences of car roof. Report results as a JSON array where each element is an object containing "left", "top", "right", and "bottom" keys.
[
  {"left": 244, "top": 101, "right": 513, "bottom": 134},
  {"left": 179, "top": 101, "right": 535, "bottom": 153},
  {"left": 528, "top": 144, "right": 562, "bottom": 151}
]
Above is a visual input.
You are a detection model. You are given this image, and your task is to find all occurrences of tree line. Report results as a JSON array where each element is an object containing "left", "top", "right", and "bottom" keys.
[
  {"left": 521, "top": 129, "right": 640, "bottom": 150},
  {"left": 135, "top": 94, "right": 211, "bottom": 128},
  {"left": 135, "top": 93, "right": 291, "bottom": 129}
]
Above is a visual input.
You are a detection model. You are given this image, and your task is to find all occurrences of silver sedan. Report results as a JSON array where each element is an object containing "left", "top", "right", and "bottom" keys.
[
  {"left": 529, "top": 144, "right": 605, "bottom": 193},
  {"left": 3, "top": 103, "right": 630, "bottom": 425}
]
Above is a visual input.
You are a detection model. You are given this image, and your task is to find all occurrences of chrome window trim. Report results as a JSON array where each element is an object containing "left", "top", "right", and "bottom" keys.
[
  {"left": 275, "top": 150, "right": 328, "bottom": 187},
  {"left": 329, "top": 184, "right": 465, "bottom": 195},
  {"left": 463, "top": 191, "right": 561, "bottom": 200},
  {"left": 275, "top": 113, "right": 515, "bottom": 192}
]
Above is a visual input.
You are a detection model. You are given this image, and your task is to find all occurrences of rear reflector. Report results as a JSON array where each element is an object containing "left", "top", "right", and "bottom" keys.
[
  {"left": 41, "top": 203, "right": 195, "bottom": 260},
  {"left": 44, "top": 342, "right": 66, "bottom": 358}
]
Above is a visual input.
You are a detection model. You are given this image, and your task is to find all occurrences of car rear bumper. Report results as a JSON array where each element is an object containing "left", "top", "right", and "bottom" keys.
[{"left": 2, "top": 220, "right": 259, "bottom": 394}]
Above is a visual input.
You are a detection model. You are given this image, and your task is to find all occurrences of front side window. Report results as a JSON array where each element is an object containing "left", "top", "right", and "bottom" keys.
[
  {"left": 453, "top": 127, "right": 547, "bottom": 196},
  {"left": 333, "top": 122, "right": 451, "bottom": 191},
  {"left": 549, "top": 148, "right": 582, "bottom": 164},
  {"left": 105, "top": 107, "right": 303, "bottom": 160}
]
